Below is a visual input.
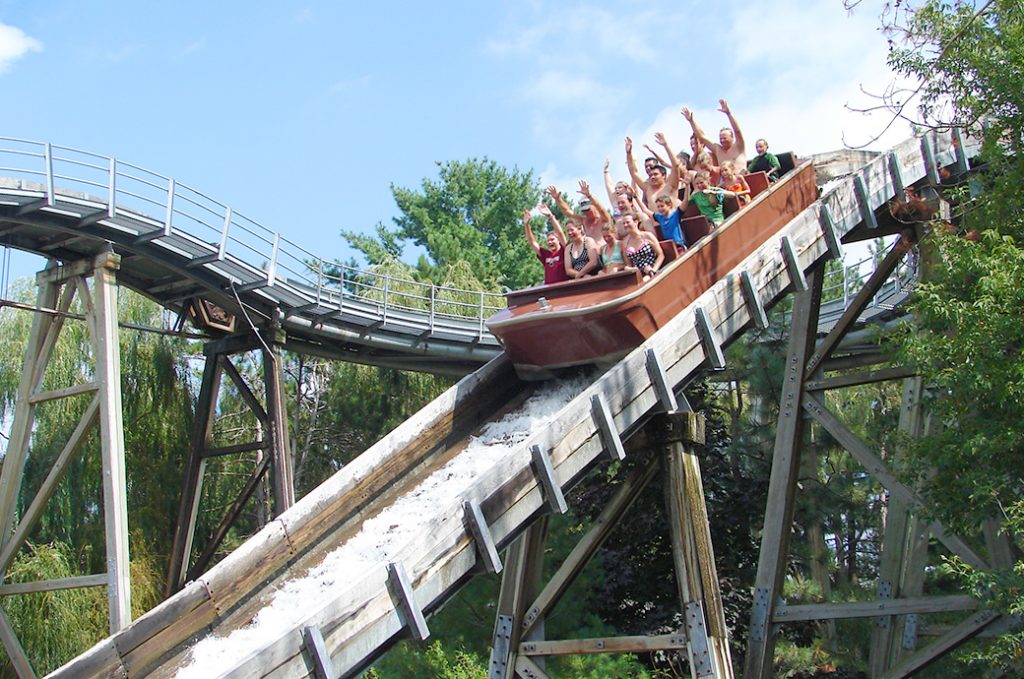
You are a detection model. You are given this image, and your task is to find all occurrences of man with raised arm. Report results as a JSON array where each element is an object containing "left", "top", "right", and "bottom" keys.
[
  {"left": 545, "top": 180, "right": 611, "bottom": 243},
  {"left": 625, "top": 132, "right": 683, "bottom": 210},
  {"left": 681, "top": 99, "right": 747, "bottom": 171}
]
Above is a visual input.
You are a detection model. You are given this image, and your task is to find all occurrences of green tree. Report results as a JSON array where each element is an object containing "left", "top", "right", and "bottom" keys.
[
  {"left": 856, "top": 0, "right": 1024, "bottom": 670},
  {"left": 343, "top": 158, "right": 542, "bottom": 290}
]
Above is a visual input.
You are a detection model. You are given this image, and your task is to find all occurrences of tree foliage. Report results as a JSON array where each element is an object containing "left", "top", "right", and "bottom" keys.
[{"left": 343, "top": 158, "right": 542, "bottom": 290}]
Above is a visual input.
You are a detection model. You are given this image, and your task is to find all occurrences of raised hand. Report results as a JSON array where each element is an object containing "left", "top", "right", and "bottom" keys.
[
  {"left": 680, "top": 107, "right": 693, "bottom": 121},
  {"left": 537, "top": 202, "right": 552, "bottom": 216},
  {"left": 718, "top": 99, "right": 730, "bottom": 114},
  {"left": 654, "top": 131, "right": 667, "bottom": 146},
  {"left": 546, "top": 185, "right": 559, "bottom": 199},
  {"left": 522, "top": 209, "right": 532, "bottom": 223},
  {"left": 604, "top": 158, "right": 610, "bottom": 172},
  {"left": 578, "top": 179, "right": 592, "bottom": 197},
  {"left": 625, "top": 136, "right": 633, "bottom": 154}
]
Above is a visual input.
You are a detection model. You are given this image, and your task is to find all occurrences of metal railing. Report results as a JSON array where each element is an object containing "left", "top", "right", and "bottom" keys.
[{"left": 0, "top": 137, "right": 505, "bottom": 338}]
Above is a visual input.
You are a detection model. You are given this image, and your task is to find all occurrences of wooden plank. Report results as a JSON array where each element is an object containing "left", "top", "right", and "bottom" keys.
[
  {"left": 514, "top": 654, "right": 552, "bottom": 679},
  {"left": 818, "top": 204, "right": 843, "bottom": 260},
  {"left": 27, "top": 381, "right": 99, "bottom": 404},
  {"left": 645, "top": 348, "right": 678, "bottom": 411},
  {"left": 781, "top": 235, "right": 807, "bottom": 292},
  {"left": 804, "top": 366, "right": 915, "bottom": 392},
  {"left": 852, "top": 175, "right": 879, "bottom": 230},
  {"left": 774, "top": 595, "right": 978, "bottom": 622},
  {"left": 519, "top": 632, "right": 687, "bottom": 656},
  {"left": 739, "top": 270, "right": 769, "bottom": 330},
  {"left": 0, "top": 573, "right": 107, "bottom": 596},
  {"left": 464, "top": 500, "right": 502, "bottom": 575}
]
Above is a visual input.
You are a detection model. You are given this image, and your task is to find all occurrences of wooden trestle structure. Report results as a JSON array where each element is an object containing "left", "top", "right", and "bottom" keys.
[{"left": 0, "top": 129, "right": 1011, "bottom": 678}]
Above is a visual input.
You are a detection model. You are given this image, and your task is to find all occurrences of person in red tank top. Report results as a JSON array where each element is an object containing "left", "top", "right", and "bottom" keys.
[{"left": 522, "top": 205, "right": 569, "bottom": 285}]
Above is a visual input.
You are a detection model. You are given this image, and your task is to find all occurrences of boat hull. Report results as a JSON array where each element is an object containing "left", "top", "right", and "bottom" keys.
[{"left": 487, "top": 162, "right": 819, "bottom": 375}]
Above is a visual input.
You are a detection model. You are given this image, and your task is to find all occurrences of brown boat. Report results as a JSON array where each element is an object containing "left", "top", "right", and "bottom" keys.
[{"left": 486, "top": 161, "right": 819, "bottom": 378}]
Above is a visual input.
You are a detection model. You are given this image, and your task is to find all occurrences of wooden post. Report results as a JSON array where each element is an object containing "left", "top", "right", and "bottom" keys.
[
  {"left": 743, "top": 265, "right": 824, "bottom": 679},
  {"left": 263, "top": 338, "right": 294, "bottom": 514},
  {"left": 656, "top": 411, "right": 733, "bottom": 679},
  {"left": 90, "top": 250, "right": 132, "bottom": 632},
  {"left": 490, "top": 517, "right": 548, "bottom": 679}
]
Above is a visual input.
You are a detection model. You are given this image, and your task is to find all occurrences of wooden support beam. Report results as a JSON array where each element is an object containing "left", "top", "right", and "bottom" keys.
[
  {"left": 801, "top": 392, "right": 989, "bottom": 570},
  {"left": 529, "top": 446, "right": 567, "bottom": 515},
  {"left": 744, "top": 266, "right": 824, "bottom": 679},
  {"left": 26, "top": 381, "right": 99, "bottom": 404},
  {"left": 220, "top": 355, "right": 268, "bottom": 422},
  {"left": 818, "top": 204, "right": 843, "bottom": 260},
  {"left": 166, "top": 351, "right": 222, "bottom": 595},
  {"left": 853, "top": 175, "right": 880, "bottom": 230},
  {"left": 0, "top": 574, "right": 108, "bottom": 596},
  {"left": 301, "top": 625, "right": 333, "bottom": 679},
  {"left": 519, "top": 633, "right": 687, "bottom": 657},
  {"left": 465, "top": 500, "right": 503, "bottom": 575},
  {"left": 490, "top": 519, "right": 548, "bottom": 679},
  {"left": 590, "top": 394, "right": 626, "bottom": 461},
  {"left": 0, "top": 606, "right": 36, "bottom": 679},
  {"left": 781, "top": 235, "right": 807, "bottom": 292},
  {"left": 520, "top": 459, "right": 659, "bottom": 638},
  {"left": 91, "top": 254, "right": 132, "bottom": 633},
  {"left": 264, "top": 342, "right": 295, "bottom": 513},
  {"left": 645, "top": 349, "right": 678, "bottom": 411},
  {"left": 882, "top": 610, "right": 998, "bottom": 678},
  {"left": 694, "top": 306, "right": 726, "bottom": 370},
  {"left": 201, "top": 440, "right": 268, "bottom": 459},
  {"left": 804, "top": 236, "right": 912, "bottom": 379},
  {"left": 739, "top": 270, "right": 769, "bottom": 330},
  {"left": 514, "top": 655, "right": 552, "bottom": 679},
  {"left": 773, "top": 595, "right": 978, "bottom": 622},
  {"left": 386, "top": 561, "right": 429, "bottom": 642},
  {"left": 804, "top": 366, "right": 915, "bottom": 392}
]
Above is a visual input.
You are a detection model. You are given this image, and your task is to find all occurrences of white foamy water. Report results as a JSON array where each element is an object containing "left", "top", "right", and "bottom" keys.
[{"left": 175, "top": 375, "right": 590, "bottom": 678}]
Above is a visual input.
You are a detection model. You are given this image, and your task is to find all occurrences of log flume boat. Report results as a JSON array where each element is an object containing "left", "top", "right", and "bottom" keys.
[{"left": 486, "top": 161, "right": 819, "bottom": 378}]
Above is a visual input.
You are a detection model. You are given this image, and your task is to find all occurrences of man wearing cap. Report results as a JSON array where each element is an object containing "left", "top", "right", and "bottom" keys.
[{"left": 545, "top": 180, "right": 611, "bottom": 242}]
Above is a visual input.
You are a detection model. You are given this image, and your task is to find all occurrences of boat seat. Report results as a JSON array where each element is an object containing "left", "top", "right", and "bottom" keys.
[
  {"left": 746, "top": 171, "right": 770, "bottom": 197},
  {"left": 659, "top": 240, "right": 680, "bottom": 264},
  {"left": 682, "top": 215, "right": 711, "bottom": 246},
  {"left": 777, "top": 152, "right": 797, "bottom": 177}
]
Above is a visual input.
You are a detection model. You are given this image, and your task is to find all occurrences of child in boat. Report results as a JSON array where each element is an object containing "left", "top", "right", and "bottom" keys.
[
  {"left": 688, "top": 171, "right": 738, "bottom": 228},
  {"left": 719, "top": 161, "right": 751, "bottom": 208},
  {"left": 636, "top": 193, "right": 689, "bottom": 252},
  {"left": 747, "top": 138, "right": 782, "bottom": 182},
  {"left": 693, "top": 151, "right": 721, "bottom": 187},
  {"left": 522, "top": 206, "right": 568, "bottom": 285},
  {"left": 599, "top": 222, "right": 626, "bottom": 274}
]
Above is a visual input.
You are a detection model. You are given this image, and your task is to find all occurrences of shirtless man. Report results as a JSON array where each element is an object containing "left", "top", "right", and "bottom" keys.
[
  {"left": 625, "top": 132, "right": 683, "bottom": 211},
  {"left": 681, "top": 99, "right": 747, "bottom": 171},
  {"left": 546, "top": 180, "right": 611, "bottom": 243}
]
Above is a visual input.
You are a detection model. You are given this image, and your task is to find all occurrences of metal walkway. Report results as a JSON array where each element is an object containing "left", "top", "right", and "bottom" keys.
[{"left": 43, "top": 130, "right": 972, "bottom": 678}]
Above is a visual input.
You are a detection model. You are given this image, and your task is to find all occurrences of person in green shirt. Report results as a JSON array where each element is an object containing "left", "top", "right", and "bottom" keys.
[
  {"left": 688, "top": 170, "right": 738, "bottom": 227},
  {"left": 747, "top": 138, "right": 782, "bottom": 182}
]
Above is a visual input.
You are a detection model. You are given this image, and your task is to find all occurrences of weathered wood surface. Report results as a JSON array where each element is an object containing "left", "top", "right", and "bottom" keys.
[{"left": 47, "top": 131, "right": 971, "bottom": 679}]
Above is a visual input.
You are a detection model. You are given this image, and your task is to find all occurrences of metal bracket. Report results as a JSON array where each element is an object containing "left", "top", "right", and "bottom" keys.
[
  {"left": 874, "top": 579, "right": 893, "bottom": 628},
  {"left": 952, "top": 127, "right": 969, "bottom": 175},
  {"left": 530, "top": 445, "right": 567, "bottom": 515},
  {"left": 739, "top": 270, "right": 769, "bottom": 330},
  {"left": 921, "top": 133, "right": 940, "bottom": 185},
  {"left": 591, "top": 394, "right": 625, "bottom": 461},
  {"left": 684, "top": 601, "right": 714, "bottom": 678},
  {"left": 780, "top": 235, "right": 807, "bottom": 292},
  {"left": 852, "top": 175, "right": 879, "bottom": 230},
  {"left": 464, "top": 500, "right": 502, "bottom": 574},
  {"left": 301, "top": 625, "right": 333, "bottom": 679},
  {"left": 750, "top": 586, "right": 770, "bottom": 642},
  {"left": 488, "top": 614, "right": 514, "bottom": 679},
  {"left": 694, "top": 306, "right": 725, "bottom": 370},
  {"left": 902, "top": 613, "right": 918, "bottom": 650},
  {"left": 386, "top": 561, "right": 430, "bottom": 641},
  {"left": 888, "top": 151, "right": 906, "bottom": 196}
]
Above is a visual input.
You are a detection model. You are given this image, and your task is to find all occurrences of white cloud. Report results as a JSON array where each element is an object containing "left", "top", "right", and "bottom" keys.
[
  {"left": 0, "top": 22, "right": 42, "bottom": 75},
  {"left": 182, "top": 39, "right": 206, "bottom": 56}
]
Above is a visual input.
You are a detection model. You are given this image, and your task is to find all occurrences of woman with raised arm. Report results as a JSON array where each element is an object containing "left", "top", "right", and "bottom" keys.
[{"left": 522, "top": 205, "right": 568, "bottom": 285}]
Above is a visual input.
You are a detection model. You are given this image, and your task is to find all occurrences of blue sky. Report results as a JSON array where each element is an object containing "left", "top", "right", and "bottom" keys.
[{"left": 0, "top": 0, "right": 910, "bottom": 284}]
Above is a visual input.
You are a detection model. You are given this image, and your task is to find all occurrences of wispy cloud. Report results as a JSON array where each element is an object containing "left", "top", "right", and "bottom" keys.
[
  {"left": 0, "top": 22, "right": 43, "bottom": 75},
  {"left": 294, "top": 8, "right": 314, "bottom": 24},
  {"left": 328, "top": 74, "right": 372, "bottom": 94},
  {"left": 182, "top": 38, "right": 206, "bottom": 57}
]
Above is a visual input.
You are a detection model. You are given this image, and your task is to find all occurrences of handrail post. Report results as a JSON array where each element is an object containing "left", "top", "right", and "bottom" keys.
[
  {"left": 44, "top": 143, "right": 54, "bottom": 206},
  {"left": 266, "top": 233, "right": 280, "bottom": 287},
  {"left": 382, "top": 275, "right": 390, "bottom": 323},
  {"left": 429, "top": 285, "right": 436, "bottom": 334},
  {"left": 108, "top": 157, "right": 117, "bottom": 218},
  {"left": 478, "top": 291, "right": 486, "bottom": 339}
]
